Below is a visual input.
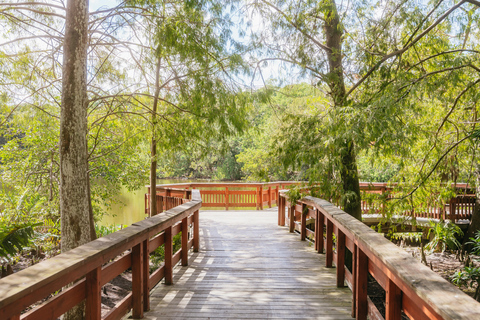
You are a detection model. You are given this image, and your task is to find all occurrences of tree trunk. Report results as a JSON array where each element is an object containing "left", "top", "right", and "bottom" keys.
[
  {"left": 463, "top": 162, "right": 480, "bottom": 248},
  {"left": 340, "top": 141, "right": 362, "bottom": 220},
  {"left": 150, "top": 58, "right": 162, "bottom": 216},
  {"left": 323, "top": 0, "right": 362, "bottom": 220},
  {"left": 60, "top": 0, "right": 92, "bottom": 318}
]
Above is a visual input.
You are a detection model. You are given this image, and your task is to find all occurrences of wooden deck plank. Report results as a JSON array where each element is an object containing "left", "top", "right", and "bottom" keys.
[{"left": 142, "top": 209, "right": 352, "bottom": 319}]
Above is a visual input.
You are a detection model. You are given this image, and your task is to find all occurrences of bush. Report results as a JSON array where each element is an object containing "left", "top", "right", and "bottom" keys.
[
  {"left": 452, "top": 266, "right": 480, "bottom": 301},
  {"left": 150, "top": 232, "right": 183, "bottom": 272},
  {"left": 425, "top": 221, "right": 463, "bottom": 254}
]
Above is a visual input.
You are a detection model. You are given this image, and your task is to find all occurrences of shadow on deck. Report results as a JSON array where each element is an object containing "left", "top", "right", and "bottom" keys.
[{"left": 142, "top": 210, "right": 352, "bottom": 320}]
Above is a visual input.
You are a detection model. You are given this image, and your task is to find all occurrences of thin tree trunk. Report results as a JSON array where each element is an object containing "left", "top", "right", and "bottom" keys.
[
  {"left": 463, "top": 162, "right": 480, "bottom": 248},
  {"left": 60, "top": 0, "right": 92, "bottom": 318},
  {"left": 323, "top": 0, "right": 362, "bottom": 220},
  {"left": 150, "top": 58, "right": 162, "bottom": 216}
]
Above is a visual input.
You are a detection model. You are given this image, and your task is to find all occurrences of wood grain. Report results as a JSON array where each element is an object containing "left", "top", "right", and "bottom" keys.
[{"left": 144, "top": 210, "right": 352, "bottom": 319}]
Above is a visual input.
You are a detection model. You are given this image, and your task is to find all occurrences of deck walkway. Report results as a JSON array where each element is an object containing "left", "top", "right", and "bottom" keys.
[{"left": 142, "top": 209, "right": 352, "bottom": 319}]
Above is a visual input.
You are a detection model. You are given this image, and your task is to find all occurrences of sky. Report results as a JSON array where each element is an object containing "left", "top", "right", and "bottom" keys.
[{"left": 88, "top": 0, "right": 305, "bottom": 88}]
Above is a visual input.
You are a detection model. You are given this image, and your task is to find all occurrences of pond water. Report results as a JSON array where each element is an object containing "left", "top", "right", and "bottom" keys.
[{"left": 99, "top": 179, "right": 211, "bottom": 227}]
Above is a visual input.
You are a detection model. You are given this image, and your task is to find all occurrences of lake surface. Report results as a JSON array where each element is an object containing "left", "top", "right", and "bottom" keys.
[{"left": 99, "top": 179, "right": 210, "bottom": 227}]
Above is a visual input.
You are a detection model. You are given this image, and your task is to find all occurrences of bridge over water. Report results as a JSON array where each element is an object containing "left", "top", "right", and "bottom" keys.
[{"left": 1, "top": 184, "right": 480, "bottom": 320}]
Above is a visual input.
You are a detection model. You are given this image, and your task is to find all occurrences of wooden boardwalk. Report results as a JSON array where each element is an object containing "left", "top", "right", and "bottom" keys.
[{"left": 142, "top": 209, "right": 352, "bottom": 319}]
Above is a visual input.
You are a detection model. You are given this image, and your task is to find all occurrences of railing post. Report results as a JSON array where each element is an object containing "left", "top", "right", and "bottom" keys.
[
  {"left": 268, "top": 186, "right": 272, "bottom": 208},
  {"left": 156, "top": 195, "right": 161, "bottom": 215},
  {"left": 315, "top": 209, "right": 324, "bottom": 253},
  {"left": 386, "top": 279, "right": 402, "bottom": 320},
  {"left": 278, "top": 195, "right": 286, "bottom": 226},
  {"left": 336, "top": 228, "right": 345, "bottom": 287},
  {"left": 132, "top": 242, "right": 144, "bottom": 319},
  {"left": 449, "top": 198, "right": 456, "bottom": 221},
  {"left": 182, "top": 217, "right": 189, "bottom": 266},
  {"left": 193, "top": 210, "right": 200, "bottom": 252},
  {"left": 301, "top": 203, "right": 307, "bottom": 241},
  {"left": 165, "top": 225, "right": 175, "bottom": 285},
  {"left": 325, "top": 219, "right": 333, "bottom": 267},
  {"left": 289, "top": 203, "right": 295, "bottom": 233},
  {"left": 85, "top": 266, "right": 101, "bottom": 320},
  {"left": 142, "top": 239, "right": 150, "bottom": 311},
  {"left": 165, "top": 226, "right": 173, "bottom": 285},
  {"left": 225, "top": 187, "right": 229, "bottom": 211},
  {"left": 275, "top": 185, "right": 279, "bottom": 205},
  {"left": 260, "top": 186, "right": 264, "bottom": 210},
  {"left": 351, "top": 244, "right": 357, "bottom": 318},
  {"left": 256, "top": 186, "right": 260, "bottom": 210},
  {"left": 356, "top": 248, "right": 368, "bottom": 320},
  {"left": 145, "top": 193, "right": 149, "bottom": 216}
]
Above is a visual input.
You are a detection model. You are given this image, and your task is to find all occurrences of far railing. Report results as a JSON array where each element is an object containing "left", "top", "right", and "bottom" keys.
[
  {"left": 147, "top": 182, "right": 475, "bottom": 221},
  {"left": 0, "top": 190, "right": 201, "bottom": 320},
  {"left": 148, "top": 182, "right": 300, "bottom": 210},
  {"left": 278, "top": 191, "right": 480, "bottom": 320},
  {"left": 358, "top": 182, "right": 475, "bottom": 222},
  {"left": 144, "top": 187, "right": 193, "bottom": 216}
]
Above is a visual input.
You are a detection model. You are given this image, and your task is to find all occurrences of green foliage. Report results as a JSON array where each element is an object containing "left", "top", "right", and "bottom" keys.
[
  {"left": 0, "top": 186, "right": 58, "bottom": 259},
  {"left": 466, "top": 231, "right": 480, "bottom": 256},
  {"left": 452, "top": 266, "right": 480, "bottom": 300},
  {"left": 95, "top": 224, "right": 127, "bottom": 238},
  {"left": 150, "top": 232, "right": 182, "bottom": 272},
  {"left": 237, "top": 83, "right": 328, "bottom": 182},
  {"left": 0, "top": 222, "right": 41, "bottom": 263},
  {"left": 425, "top": 221, "right": 463, "bottom": 254},
  {"left": 284, "top": 185, "right": 307, "bottom": 205}
]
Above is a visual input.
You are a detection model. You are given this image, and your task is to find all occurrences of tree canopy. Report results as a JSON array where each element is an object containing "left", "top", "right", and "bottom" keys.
[{"left": 1, "top": 0, "right": 480, "bottom": 243}]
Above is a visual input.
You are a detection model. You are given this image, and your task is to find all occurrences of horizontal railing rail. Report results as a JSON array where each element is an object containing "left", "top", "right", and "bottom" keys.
[
  {"left": 148, "top": 181, "right": 300, "bottom": 210},
  {"left": 145, "top": 187, "right": 192, "bottom": 216},
  {"left": 0, "top": 190, "right": 202, "bottom": 320},
  {"left": 278, "top": 192, "right": 480, "bottom": 320},
  {"left": 148, "top": 182, "right": 475, "bottom": 221}
]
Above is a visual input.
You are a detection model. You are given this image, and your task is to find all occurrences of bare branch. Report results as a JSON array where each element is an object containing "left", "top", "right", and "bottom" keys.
[
  {"left": 259, "top": 0, "right": 331, "bottom": 53},
  {"left": 346, "top": 0, "right": 466, "bottom": 97}
]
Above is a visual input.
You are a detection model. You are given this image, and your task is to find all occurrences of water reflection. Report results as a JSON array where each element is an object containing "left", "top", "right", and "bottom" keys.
[{"left": 99, "top": 179, "right": 209, "bottom": 226}]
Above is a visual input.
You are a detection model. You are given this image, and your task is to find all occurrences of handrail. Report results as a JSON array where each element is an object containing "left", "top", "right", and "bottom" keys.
[
  {"left": 278, "top": 191, "right": 480, "bottom": 319},
  {"left": 148, "top": 181, "right": 301, "bottom": 211},
  {"left": 148, "top": 181, "right": 475, "bottom": 221},
  {"left": 145, "top": 188, "right": 192, "bottom": 216},
  {"left": 0, "top": 190, "right": 202, "bottom": 320}
]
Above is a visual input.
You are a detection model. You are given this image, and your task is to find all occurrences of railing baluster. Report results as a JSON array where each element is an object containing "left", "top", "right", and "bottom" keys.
[
  {"left": 315, "top": 209, "right": 324, "bottom": 253},
  {"left": 289, "top": 204, "right": 295, "bottom": 233},
  {"left": 268, "top": 186, "right": 272, "bottom": 208},
  {"left": 301, "top": 203, "right": 307, "bottom": 241},
  {"left": 225, "top": 187, "right": 229, "bottom": 211},
  {"left": 165, "top": 226, "right": 173, "bottom": 285},
  {"left": 326, "top": 219, "right": 333, "bottom": 268},
  {"left": 356, "top": 248, "right": 368, "bottom": 320},
  {"left": 278, "top": 196, "right": 285, "bottom": 226},
  {"left": 132, "top": 242, "right": 144, "bottom": 318},
  {"left": 182, "top": 217, "right": 189, "bottom": 266},
  {"left": 193, "top": 210, "right": 200, "bottom": 252},
  {"left": 386, "top": 279, "right": 402, "bottom": 320},
  {"left": 336, "top": 229, "right": 345, "bottom": 288},
  {"left": 143, "top": 239, "right": 150, "bottom": 311},
  {"left": 85, "top": 267, "right": 101, "bottom": 320},
  {"left": 260, "top": 186, "right": 264, "bottom": 210},
  {"left": 351, "top": 244, "right": 357, "bottom": 318}
]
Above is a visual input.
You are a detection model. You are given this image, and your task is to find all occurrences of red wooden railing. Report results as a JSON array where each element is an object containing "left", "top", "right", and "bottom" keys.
[
  {"left": 145, "top": 187, "right": 192, "bottom": 215},
  {"left": 148, "top": 182, "right": 299, "bottom": 211},
  {"left": 358, "top": 182, "right": 475, "bottom": 221},
  {"left": 148, "top": 182, "right": 475, "bottom": 222},
  {"left": 278, "top": 192, "right": 480, "bottom": 320},
  {"left": 0, "top": 190, "right": 201, "bottom": 320}
]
